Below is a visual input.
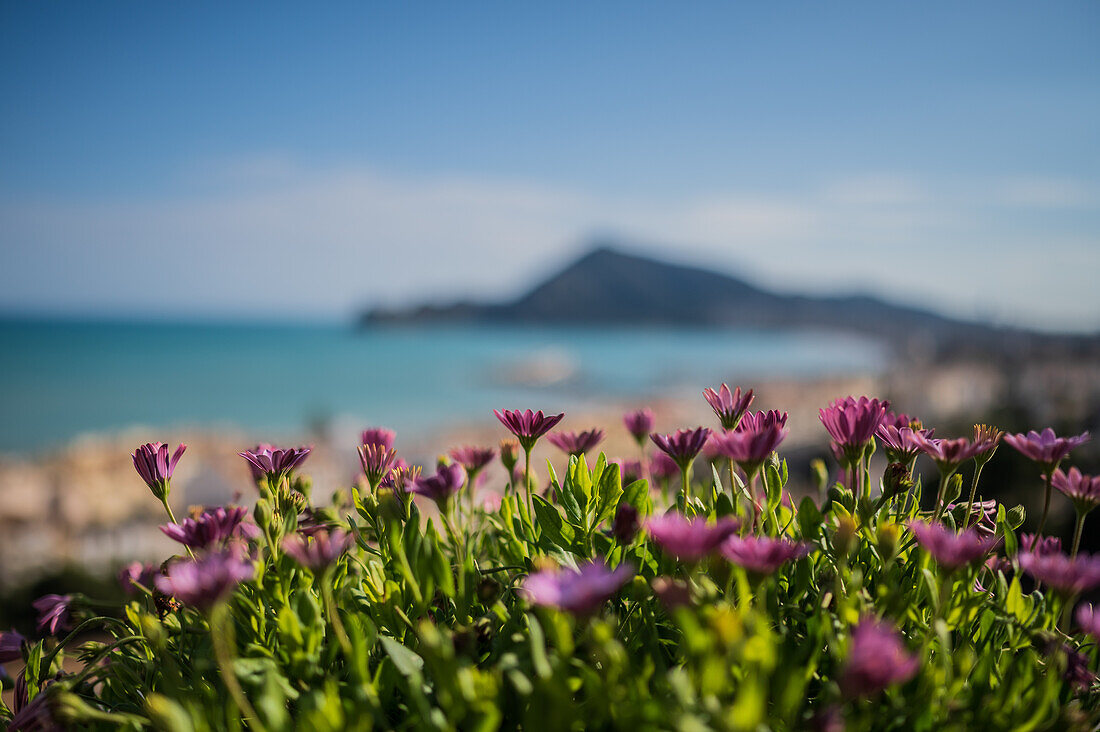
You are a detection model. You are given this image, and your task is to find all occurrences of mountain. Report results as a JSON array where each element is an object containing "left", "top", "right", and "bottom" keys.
[{"left": 360, "top": 244, "right": 1097, "bottom": 357}]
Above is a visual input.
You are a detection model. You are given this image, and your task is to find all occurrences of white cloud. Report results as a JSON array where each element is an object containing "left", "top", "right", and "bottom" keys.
[{"left": 1, "top": 159, "right": 1097, "bottom": 331}]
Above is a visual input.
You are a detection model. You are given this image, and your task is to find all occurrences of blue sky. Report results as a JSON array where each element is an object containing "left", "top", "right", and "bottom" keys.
[{"left": 1, "top": 1, "right": 1098, "bottom": 330}]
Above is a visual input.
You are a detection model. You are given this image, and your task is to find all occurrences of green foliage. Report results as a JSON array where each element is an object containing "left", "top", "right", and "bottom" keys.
[{"left": 7, "top": 448, "right": 1100, "bottom": 731}]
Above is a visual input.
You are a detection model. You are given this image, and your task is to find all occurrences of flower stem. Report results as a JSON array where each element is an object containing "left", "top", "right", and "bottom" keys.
[
  {"left": 524, "top": 448, "right": 534, "bottom": 521},
  {"left": 1037, "top": 469, "right": 1055, "bottom": 537},
  {"left": 964, "top": 461, "right": 986, "bottom": 529},
  {"left": 321, "top": 574, "right": 353, "bottom": 659},
  {"left": 932, "top": 467, "right": 957, "bottom": 521},
  {"left": 680, "top": 463, "right": 691, "bottom": 510},
  {"left": 1072, "top": 510, "right": 1087, "bottom": 558},
  {"left": 210, "top": 602, "right": 269, "bottom": 732}
]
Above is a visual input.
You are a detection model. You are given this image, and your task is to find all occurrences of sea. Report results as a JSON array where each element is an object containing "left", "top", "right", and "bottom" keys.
[{"left": 0, "top": 319, "right": 887, "bottom": 454}]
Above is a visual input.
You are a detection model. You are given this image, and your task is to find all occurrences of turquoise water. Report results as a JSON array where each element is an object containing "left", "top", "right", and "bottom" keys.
[{"left": 0, "top": 319, "right": 886, "bottom": 453}]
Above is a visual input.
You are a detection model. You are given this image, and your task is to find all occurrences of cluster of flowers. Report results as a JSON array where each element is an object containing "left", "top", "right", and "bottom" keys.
[{"left": 1, "top": 385, "right": 1096, "bottom": 730}]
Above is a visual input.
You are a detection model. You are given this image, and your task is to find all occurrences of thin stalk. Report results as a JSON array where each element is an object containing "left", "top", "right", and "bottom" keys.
[
  {"left": 210, "top": 602, "right": 269, "bottom": 732},
  {"left": 523, "top": 449, "right": 534, "bottom": 522},
  {"left": 964, "top": 461, "right": 986, "bottom": 529},
  {"left": 1037, "top": 469, "right": 1055, "bottom": 537},
  {"left": 932, "top": 467, "right": 958, "bottom": 521},
  {"left": 1072, "top": 510, "right": 1088, "bottom": 558},
  {"left": 66, "top": 636, "right": 146, "bottom": 688},
  {"left": 727, "top": 458, "right": 737, "bottom": 501},
  {"left": 680, "top": 462, "right": 692, "bottom": 510}
]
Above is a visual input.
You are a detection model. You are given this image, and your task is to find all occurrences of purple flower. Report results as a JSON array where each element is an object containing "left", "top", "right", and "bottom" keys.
[
  {"left": 448, "top": 446, "right": 497, "bottom": 476},
  {"left": 720, "top": 536, "right": 810, "bottom": 576},
  {"left": 650, "top": 428, "right": 711, "bottom": 470},
  {"left": 358, "top": 443, "right": 398, "bottom": 489},
  {"left": 703, "top": 384, "right": 755, "bottom": 431},
  {"left": 1004, "top": 428, "right": 1091, "bottom": 471},
  {"left": 1053, "top": 467, "right": 1100, "bottom": 512},
  {"left": 906, "top": 521, "right": 996, "bottom": 571},
  {"left": 912, "top": 434, "right": 988, "bottom": 474},
  {"left": 521, "top": 560, "right": 633, "bottom": 615},
  {"left": 1020, "top": 533, "right": 1063, "bottom": 556},
  {"left": 882, "top": 411, "right": 917, "bottom": 430},
  {"left": 131, "top": 442, "right": 187, "bottom": 498},
  {"left": 612, "top": 458, "right": 644, "bottom": 485},
  {"left": 8, "top": 680, "right": 60, "bottom": 732},
  {"left": 282, "top": 529, "right": 353, "bottom": 571},
  {"left": 819, "top": 397, "right": 889, "bottom": 463},
  {"left": 0, "top": 629, "right": 26, "bottom": 663},
  {"left": 160, "top": 506, "right": 250, "bottom": 550},
  {"left": 1018, "top": 550, "right": 1100, "bottom": 596},
  {"left": 547, "top": 429, "right": 605, "bottom": 457},
  {"left": 1060, "top": 644, "right": 1097, "bottom": 692},
  {"left": 1076, "top": 603, "right": 1100, "bottom": 641},
  {"left": 971, "top": 424, "right": 1004, "bottom": 463},
  {"left": 944, "top": 499, "right": 998, "bottom": 538},
  {"left": 155, "top": 551, "right": 254, "bottom": 611},
  {"left": 648, "top": 452, "right": 680, "bottom": 482},
  {"left": 737, "top": 409, "right": 789, "bottom": 432},
  {"left": 382, "top": 464, "right": 421, "bottom": 496},
  {"left": 360, "top": 427, "right": 396, "bottom": 451},
  {"left": 118, "top": 562, "right": 158, "bottom": 595},
  {"left": 411, "top": 462, "right": 467, "bottom": 507},
  {"left": 622, "top": 409, "right": 655, "bottom": 447},
  {"left": 645, "top": 513, "right": 740, "bottom": 561},
  {"left": 32, "top": 594, "right": 73, "bottom": 635},
  {"left": 238, "top": 445, "right": 312, "bottom": 482},
  {"left": 612, "top": 503, "right": 640, "bottom": 544},
  {"left": 713, "top": 423, "right": 789, "bottom": 477},
  {"left": 875, "top": 425, "right": 934, "bottom": 464},
  {"left": 494, "top": 409, "right": 565, "bottom": 451},
  {"left": 840, "top": 618, "right": 920, "bottom": 698}
]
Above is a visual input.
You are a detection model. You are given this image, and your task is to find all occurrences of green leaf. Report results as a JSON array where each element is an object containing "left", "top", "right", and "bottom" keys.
[
  {"left": 797, "top": 497, "right": 824, "bottom": 540},
  {"left": 380, "top": 635, "right": 424, "bottom": 678},
  {"left": 553, "top": 460, "right": 585, "bottom": 527},
  {"left": 532, "top": 495, "right": 574, "bottom": 550},
  {"left": 593, "top": 459, "right": 623, "bottom": 529}
]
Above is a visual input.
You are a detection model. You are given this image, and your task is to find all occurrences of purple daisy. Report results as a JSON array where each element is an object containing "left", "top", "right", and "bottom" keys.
[
  {"left": 131, "top": 442, "right": 187, "bottom": 499},
  {"left": 650, "top": 428, "right": 711, "bottom": 470},
  {"left": 358, "top": 443, "right": 398, "bottom": 490},
  {"left": 906, "top": 521, "right": 996, "bottom": 572},
  {"left": 840, "top": 617, "right": 920, "bottom": 698},
  {"left": 521, "top": 560, "right": 633, "bottom": 615},
  {"left": 360, "top": 427, "right": 396, "bottom": 451},
  {"left": 736, "top": 409, "right": 788, "bottom": 433},
  {"left": 819, "top": 396, "right": 889, "bottom": 462},
  {"left": 912, "top": 434, "right": 988, "bottom": 474},
  {"left": 622, "top": 408, "right": 656, "bottom": 447},
  {"left": 720, "top": 536, "right": 810, "bottom": 576},
  {"left": 155, "top": 551, "right": 254, "bottom": 611},
  {"left": 645, "top": 513, "right": 740, "bottom": 561},
  {"left": 648, "top": 452, "right": 680, "bottom": 483},
  {"left": 160, "top": 506, "right": 250, "bottom": 550},
  {"left": 0, "top": 629, "right": 26, "bottom": 663},
  {"left": 32, "top": 594, "right": 73, "bottom": 635},
  {"left": 282, "top": 529, "right": 353, "bottom": 571},
  {"left": 448, "top": 446, "right": 497, "bottom": 477},
  {"left": 1018, "top": 549, "right": 1100, "bottom": 596},
  {"left": 1054, "top": 467, "right": 1100, "bottom": 511},
  {"left": 546, "top": 429, "right": 606, "bottom": 457},
  {"left": 875, "top": 425, "right": 933, "bottom": 465},
  {"left": 411, "top": 462, "right": 467, "bottom": 507},
  {"left": 494, "top": 409, "right": 565, "bottom": 451},
  {"left": 703, "top": 384, "right": 755, "bottom": 431},
  {"left": 1004, "top": 428, "right": 1091, "bottom": 471},
  {"left": 238, "top": 445, "right": 312, "bottom": 482},
  {"left": 713, "top": 422, "right": 788, "bottom": 478},
  {"left": 118, "top": 562, "right": 158, "bottom": 595},
  {"left": 1076, "top": 603, "right": 1100, "bottom": 641}
]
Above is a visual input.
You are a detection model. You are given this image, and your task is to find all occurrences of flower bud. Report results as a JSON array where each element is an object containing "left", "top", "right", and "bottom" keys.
[
  {"left": 876, "top": 521, "right": 902, "bottom": 561},
  {"left": 500, "top": 439, "right": 520, "bottom": 474},
  {"left": 834, "top": 513, "right": 858, "bottom": 557},
  {"left": 882, "top": 463, "right": 912, "bottom": 501},
  {"left": 811, "top": 459, "right": 829, "bottom": 494},
  {"left": 612, "top": 503, "right": 640, "bottom": 544}
]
